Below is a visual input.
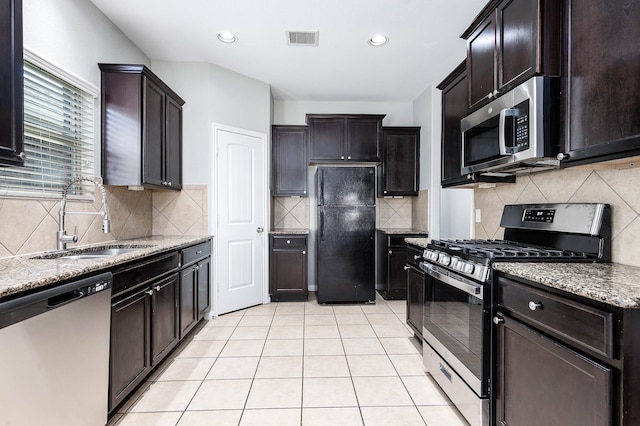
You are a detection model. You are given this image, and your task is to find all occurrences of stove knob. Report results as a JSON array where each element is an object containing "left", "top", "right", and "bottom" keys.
[
  {"left": 462, "top": 263, "right": 474, "bottom": 274},
  {"left": 424, "top": 250, "right": 438, "bottom": 262},
  {"left": 438, "top": 253, "right": 451, "bottom": 266}
]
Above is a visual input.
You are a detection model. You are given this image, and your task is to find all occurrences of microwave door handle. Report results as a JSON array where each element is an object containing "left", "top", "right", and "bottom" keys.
[{"left": 499, "top": 108, "right": 518, "bottom": 155}]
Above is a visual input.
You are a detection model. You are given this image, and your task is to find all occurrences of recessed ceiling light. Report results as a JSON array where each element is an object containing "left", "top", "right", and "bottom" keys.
[
  {"left": 368, "top": 34, "right": 389, "bottom": 47},
  {"left": 217, "top": 32, "right": 238, "bottom": 43}
]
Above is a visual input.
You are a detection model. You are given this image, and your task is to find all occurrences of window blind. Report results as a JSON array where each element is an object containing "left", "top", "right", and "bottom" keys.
[{"left": 0, "top": 60, "right": 95, "bottom": 197}]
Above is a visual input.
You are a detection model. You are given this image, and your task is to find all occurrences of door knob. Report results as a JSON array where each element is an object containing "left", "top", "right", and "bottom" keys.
[{"left": 257, "top": 227, "right": 264, "bottom": 233}]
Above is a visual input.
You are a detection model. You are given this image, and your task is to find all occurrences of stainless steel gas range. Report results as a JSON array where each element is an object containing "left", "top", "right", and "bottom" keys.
[{"left": 419, "top": 203, "right": 611, "bottom": 426}]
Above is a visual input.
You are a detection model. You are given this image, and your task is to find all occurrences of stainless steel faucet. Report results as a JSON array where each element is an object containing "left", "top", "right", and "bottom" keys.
[{"left": 57, "top": 177, "right": 111, "bottom": 250}]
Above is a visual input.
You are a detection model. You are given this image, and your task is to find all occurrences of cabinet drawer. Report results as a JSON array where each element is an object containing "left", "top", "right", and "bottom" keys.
[
  {"left": 407, "top": 245, "right": 424, "bottom": 267},
  {"left": 271, "top": 235, "right": 307, "bottom": 249},
  {"left": 499, "top": 277, "right": 614, "bottom": 359},
  {"left": 112, "top": 252, "right": 180, "bottom": 296},
  {"left": 182, "top": 240, "right": 211, "bottom": 266}
]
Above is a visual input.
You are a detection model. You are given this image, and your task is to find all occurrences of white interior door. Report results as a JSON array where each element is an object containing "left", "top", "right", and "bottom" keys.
[{"left": 212, "top": 124, "right": 268, "bottom": 315}]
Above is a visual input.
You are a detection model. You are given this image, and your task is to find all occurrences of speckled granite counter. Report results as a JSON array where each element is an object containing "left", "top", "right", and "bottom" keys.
[
  {"left": 377, "top": 228, "right": 428, "bottom": 235},
  {"left": 269, "top": 230, "right": 309, "bottom": 235},
  {"left": 0, "top": 235, "right": 212, "bottom": 301},
  {"left": 405, "top": 237, "right": 430, "bottom": 248},
  {"left": 494, "top": 262, "right": 640, "bottom": 309}
]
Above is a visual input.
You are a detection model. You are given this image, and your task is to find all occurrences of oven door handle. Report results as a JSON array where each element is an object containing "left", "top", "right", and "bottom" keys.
[{"left": 421, "top": 262, "right": 484, "bottom": 299}]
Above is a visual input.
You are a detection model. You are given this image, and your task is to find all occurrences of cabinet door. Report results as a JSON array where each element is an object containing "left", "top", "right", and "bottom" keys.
[
  {"left": 309, "top": 118, "right": 345, "bottom": 161},
  {"left": 440, "top": 64, "right": 469, "bottom": 185},
  {"left": 179, "top": 266, "right": 198, "bottom": 338},
  {"left": 348, "top": 117, "right": 381, "bottom": 161},
  {"left": 379, "top": 127, "right": 419, "bottom": 196},
  {"left": 164, "top": 96, "right": 182, "bottom": 190},
  {"left": 495, "top": 316, "right": 612, "bottom": 426},
  {"left": 197, "top": 257, "right": 211, "bottom": 318},
  {"left": 109, "top": 288, "right": 151, "bottom": 411},
  {"left": 406, "top": 265, "right": 424, "bottom": 337},
  {"left": 384, "top": 247, "right": 408, "bottom": 300},
  {"left": 142, "top": 77, "right": 165, "bottom": 187},
  {"left": 151, "top": 273, "right": 179, "bottom": 366},
  {"left": 0, "top": 0, "right": 24, "bottom": 166},
  {"left": 272, "top": 125, "right": 308, "bottom": 196},
  {"left": 497, "top": 0, "right": 541, "bottom": 91},
  {"left": 269, "top": 249, "right": 308, "bottom": 301},
  {"left": 468, "top": 15, "right": 496, "bottom": 109},
  {"left": 559, "top": 0, "right": 640, "bottom": 165}
]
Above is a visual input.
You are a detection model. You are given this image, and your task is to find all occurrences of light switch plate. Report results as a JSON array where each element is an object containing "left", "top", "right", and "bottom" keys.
[{"left": 475, "top": 209, "right": 482, "bottom": 223}]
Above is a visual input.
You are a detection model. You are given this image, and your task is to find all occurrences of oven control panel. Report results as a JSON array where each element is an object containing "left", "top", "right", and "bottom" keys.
[{"left": 522, "top": 208, "right": 556, "bottom": 223}]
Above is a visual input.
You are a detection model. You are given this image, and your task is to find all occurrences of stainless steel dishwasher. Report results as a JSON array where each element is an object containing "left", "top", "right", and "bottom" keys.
[{"left": 0, "top": 272, "right": 113, "bottom": 426}]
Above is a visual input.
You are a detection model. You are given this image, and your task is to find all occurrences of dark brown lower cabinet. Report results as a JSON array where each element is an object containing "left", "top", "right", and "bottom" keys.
[
  {"left": 150, "top": 274, "right": 180, "bottom": 366},
  {"left": 406, "top": 265, "right": 425, "bottom": 338},
  {"left": 495, "top": 316, "right": 612, "bottom": 426},
  {"left": 109, "top": 286, "right": 151, "bottom": 412},
  {"left": 179, "top": 266, "right": 197, "bottom": 337},
  {"left": 269, "top": 234, "right": 308, "bottom": 301},
  {"left": 180, "top": 240, "right": 212, "bottom": 336},
  {"left": 197, "top": 256, "right": 211, "bottom": 318}
]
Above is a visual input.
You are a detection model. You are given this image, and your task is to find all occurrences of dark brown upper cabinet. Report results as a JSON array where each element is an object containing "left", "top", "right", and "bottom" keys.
[
  {"left": 306, "top": 114, "right": 385, "bottom": 163},
  {"left": 462, "top": 0, "right": 561, "bottom": 111},
  {"left": 377, "top": 127, "right": 420, "bottom": 197},
  {"left": 437, "top": 61, "right": 515, "bottom": 187},
  {"left": 557, "top": 0, "right": 640, "bottom": 167},
  {"left": 100, "top": 64, "right": 184, "bottom": 190},
  {"left": 0, "top": 0, "right": 24, "bottom": 166},
  {"left": 271, "top": 125, "right": 308, "bottom": 196}
]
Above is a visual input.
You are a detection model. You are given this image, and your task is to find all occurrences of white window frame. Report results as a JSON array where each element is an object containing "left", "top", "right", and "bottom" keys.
[{"left": 0, "top": 49, "right": 100, "bottom": 200}]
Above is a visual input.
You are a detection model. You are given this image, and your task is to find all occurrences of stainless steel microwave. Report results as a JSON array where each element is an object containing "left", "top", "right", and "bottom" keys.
[{"left": 460, "top": 76, "right": 560, "bottom": 176}]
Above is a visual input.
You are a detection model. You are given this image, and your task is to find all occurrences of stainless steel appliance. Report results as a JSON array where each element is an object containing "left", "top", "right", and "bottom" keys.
[
  {"left": 0, "top": 272, "right": 113, "bottom": 425},
  {"left": 420, "top": 203, "right": 610, "bottom": 426},
  {"left": 461, "top": 76, "right": 560, "bottom": 176},
  {"left": 316, "top": 166, "right": 376, "bottom": 303}
]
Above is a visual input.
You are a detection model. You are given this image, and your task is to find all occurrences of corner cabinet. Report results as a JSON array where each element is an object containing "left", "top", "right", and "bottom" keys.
[
  {"left": 377, "top": 127, "right": 420, "bottom": 197},
  {"left": 462, "top": 0, "right": 561, "bottom": 111},
  {"left": 99, "top": 64, "right": 184, "bottom": 190},
  {"left": 0, "top": 0, "right": 25, "bottom": 166},
  {"left": 306, "top": 114, "right": 385, "bottom": 163},
  {"left": 557, "top": 0, "right": 640, "bottom": 167},
  {"left": 269, "top": 234, "right": 308, "bottom": 301},
  {"left": 271, "top": 125, "right": 308, "bottom": 196}
]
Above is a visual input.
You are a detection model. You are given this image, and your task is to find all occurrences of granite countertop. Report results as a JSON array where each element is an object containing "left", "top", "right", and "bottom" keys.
[
  {"left": 377, "top": 228, "right": 428, "bottom": 235},
  {"left": 0, "top": 235, "right": 212, "bottom": 302},
  {"left": 270, "top": 229, "right": 309, "bottom": 235},
  {"left": 405, "top": 237, "right": 430, "bottom": 248},
  {"left": 494, "top": 262, "right": 640, "bottom": 309}
]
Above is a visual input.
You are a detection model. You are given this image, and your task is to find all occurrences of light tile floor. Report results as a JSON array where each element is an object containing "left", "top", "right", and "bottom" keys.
[{"left": 108, "top": 293, "right": 469, "bottom": 426}]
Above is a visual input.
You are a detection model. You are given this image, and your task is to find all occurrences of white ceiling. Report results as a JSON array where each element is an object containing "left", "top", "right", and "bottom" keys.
[{"left": 89, "top": 0, "right": 487, "bottom": 102}]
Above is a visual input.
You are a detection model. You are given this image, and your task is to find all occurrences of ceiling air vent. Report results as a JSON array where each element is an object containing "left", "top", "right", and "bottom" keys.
[{"left": 286, "top": 30, "right": 319, "bottom": 46}]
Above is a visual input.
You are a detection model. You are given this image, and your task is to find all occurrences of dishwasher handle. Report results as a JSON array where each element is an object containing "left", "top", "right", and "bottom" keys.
[{"left": 0, "top": 271, "right": 112, "bottom": 330}]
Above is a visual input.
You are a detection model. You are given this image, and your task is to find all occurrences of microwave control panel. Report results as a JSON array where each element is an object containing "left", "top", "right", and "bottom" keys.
[{"left": 513, "top": 100, "right": 530, "bottom": 152}]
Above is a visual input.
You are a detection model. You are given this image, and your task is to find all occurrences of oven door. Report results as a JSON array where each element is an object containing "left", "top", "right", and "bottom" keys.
[{"left": 420, "top": 262, "right": 490, "bottom": 397}]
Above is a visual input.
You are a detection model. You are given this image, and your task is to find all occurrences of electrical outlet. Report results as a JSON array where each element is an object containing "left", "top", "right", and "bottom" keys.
[{"left": 475, "top": 209, "right": 482, "bottom": 223}]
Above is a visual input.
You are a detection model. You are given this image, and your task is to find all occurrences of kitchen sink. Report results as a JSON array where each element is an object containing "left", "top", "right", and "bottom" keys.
[{"left": 31, "top": 245, "right": 154, "bottom": 260}]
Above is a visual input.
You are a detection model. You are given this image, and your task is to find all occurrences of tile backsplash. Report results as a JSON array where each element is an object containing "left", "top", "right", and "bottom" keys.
[
  {"left": 0, "top": 186, "right": 152, "bottom": 257},
  {"left": 271, "top": 195, "right": 420, "bottom": 230},
  {"left": 474, "top": 166, "right": 640, "bottom": 267},
  {"left": 152, "top": 185, "right": 208, "bottom": 235}
]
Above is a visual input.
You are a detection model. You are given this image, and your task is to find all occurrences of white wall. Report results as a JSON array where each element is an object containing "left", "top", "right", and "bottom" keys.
[
  {"left": 23, "top": 0, "right": 150, "bottom": 89},
  {"left": 152, "top": 62, "right": 272, "bottom": 184},
  {"left": 273, "top": 100, "right": 414, "bottom": 125}
]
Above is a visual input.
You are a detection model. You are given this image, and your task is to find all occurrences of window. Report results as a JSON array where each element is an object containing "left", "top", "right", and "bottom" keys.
[{"left": 0, "top": 53, "right": 97, "bottom": 198}]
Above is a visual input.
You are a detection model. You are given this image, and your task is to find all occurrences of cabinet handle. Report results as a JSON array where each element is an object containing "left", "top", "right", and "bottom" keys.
[
  {"left": 154, "top": 285, "right": 161, "bottom": 291},
  {"left": 145, "top": 289, "right": 154, "bottom": 296},
  {"left": 194, "top": 265, "right": 199, "bottom": 271},
  {"left": 17, "top": 152, "right": 26, "bottom": 161},
  {"left": 167, "top": 181, "right": 172, "bottom": 187},
  {"left": 528, "top": 301, "right": 543, "bottom": 311},
  {"left": 286, "top": 240, "right": 291, "bottom": 244},
  {"left": 493, "top": 316, "right": 504, "bottom": 324},
  {"left": 341, "top": 156, "right": 345, "bottom": 160},
  {"left": 347, "top": 156, "right": 351, "bottom": 160},
  {"left": 384, "top": 190, "right": 388, "bottom": 194},
  {"left": 388, "top": 250, "right": 392, "bottom": 254},
  {"left": 414, "top": 255, "right": 421, "bottom": 260},
  {"left": 196, "top": 250, "right": 203, "bottom": 254},
  {"left": 404, "top": 266, "right": 410, "bottom": 271},
  {"left": 302, "top": 250, "right": 306, "bottom": 255},
  {"left": 557, "top": 152, "right": 570, "bottom": 161}
]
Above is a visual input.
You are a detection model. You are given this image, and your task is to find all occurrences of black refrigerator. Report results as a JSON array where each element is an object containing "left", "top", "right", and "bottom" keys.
[{"left": 316, "top": 167, "right": 376, "bottom": 303}]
